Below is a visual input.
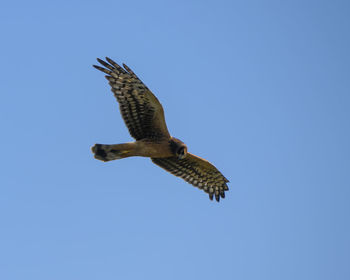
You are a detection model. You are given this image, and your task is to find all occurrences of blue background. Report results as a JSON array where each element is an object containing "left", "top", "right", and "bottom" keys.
[{"left": 1, "top": 1, "right": 349, "bottom": 279}]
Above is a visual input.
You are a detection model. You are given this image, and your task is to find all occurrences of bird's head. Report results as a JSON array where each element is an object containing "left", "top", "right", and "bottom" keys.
[
  {"left": 176, "top": 145, "right": 187, "bottom": 160},
  {"left": 170, "top": 138, "right": 188, "bottom": 160}
]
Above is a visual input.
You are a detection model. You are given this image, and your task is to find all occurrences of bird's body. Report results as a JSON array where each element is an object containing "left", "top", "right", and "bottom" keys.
[
  {"left": 92, "top": 57, "right": 229, "bottom": 201},
  {"left": 93, "top": 139, "right": 175, "bottom": 161}
]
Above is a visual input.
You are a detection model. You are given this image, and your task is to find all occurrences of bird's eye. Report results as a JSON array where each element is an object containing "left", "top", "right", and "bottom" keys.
[{"left": 178, "top": 147, "right": 184, "bottom": 155}]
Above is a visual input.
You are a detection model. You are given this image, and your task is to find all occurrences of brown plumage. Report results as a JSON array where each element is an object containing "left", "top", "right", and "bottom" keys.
[{"left": 91, "top": 57, "right": 229, "bottom": 202}]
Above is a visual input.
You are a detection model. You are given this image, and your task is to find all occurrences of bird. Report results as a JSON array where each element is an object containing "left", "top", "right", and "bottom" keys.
[{"left": 91, "top": 57, "right": 229, "bottom": 202}]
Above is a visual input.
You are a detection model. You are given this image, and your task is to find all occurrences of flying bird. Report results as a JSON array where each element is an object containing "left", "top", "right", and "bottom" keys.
[{"left": 91, "top": 57, "right": 229, "bottom": 201}]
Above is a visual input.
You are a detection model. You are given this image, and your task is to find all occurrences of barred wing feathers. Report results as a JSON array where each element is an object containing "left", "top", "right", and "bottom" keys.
[
  {"left": 152, "top": 153, "right": 229, "bottom": 202},
  {"left": 93, "top": 58, "right": 170, "bottom": 141}
]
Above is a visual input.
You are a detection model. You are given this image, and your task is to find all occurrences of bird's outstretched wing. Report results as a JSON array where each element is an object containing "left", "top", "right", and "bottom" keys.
[
  {"left": 93, "top": 58, "right": 170, "bottom": 141},
  {"left": 151, "top": 153, "right": 229, "bottom": 202}
]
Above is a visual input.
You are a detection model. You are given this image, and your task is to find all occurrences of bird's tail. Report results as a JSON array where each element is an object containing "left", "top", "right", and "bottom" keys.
[{"left": 91, "top": 143, "right": 135, "bottom": 162}]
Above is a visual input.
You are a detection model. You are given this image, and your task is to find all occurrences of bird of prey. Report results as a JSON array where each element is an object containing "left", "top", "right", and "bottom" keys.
[{"left": 91, "top": 57, "right": 229, "bottom": 201}]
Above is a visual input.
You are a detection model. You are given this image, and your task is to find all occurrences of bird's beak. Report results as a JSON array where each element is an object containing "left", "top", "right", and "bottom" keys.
[{"left": 178, "top": 154, "right": 186, "bottom": 160}]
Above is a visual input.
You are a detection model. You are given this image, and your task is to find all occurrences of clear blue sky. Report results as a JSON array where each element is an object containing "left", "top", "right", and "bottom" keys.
[{"left": 1, "top": 1, "right": 349, "bottom": 279}]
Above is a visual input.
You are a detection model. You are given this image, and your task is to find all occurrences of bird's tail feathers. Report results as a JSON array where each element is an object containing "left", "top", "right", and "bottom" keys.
[{"left": 91, "top": 143, "right": 135, "bottom": 162}]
